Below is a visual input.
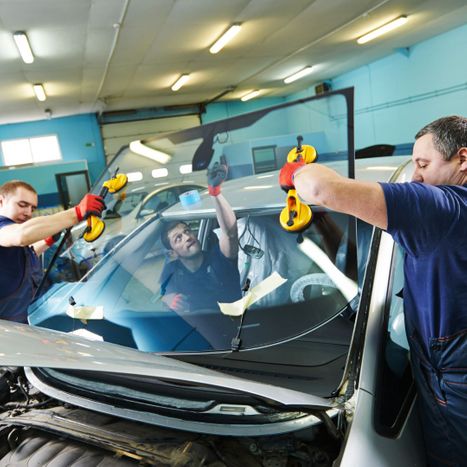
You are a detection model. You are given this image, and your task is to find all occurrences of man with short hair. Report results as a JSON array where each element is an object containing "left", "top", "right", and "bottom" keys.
[
  {"left": 0, "top": 180, "right": 105, "bottom": 323},
  {"left": 280, "top": 115, "right": 467, "bottom": 466},
  {"left": 159, "top": 162, "right": 242, "bottom": 313}
]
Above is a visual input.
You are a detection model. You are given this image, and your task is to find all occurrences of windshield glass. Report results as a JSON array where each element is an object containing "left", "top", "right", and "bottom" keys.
[
  {"left": 30, "top": 90, "right": 359, "bottom": 355},
  {"left": 31, "top": 206, "right": 357, "bottom": 352}
]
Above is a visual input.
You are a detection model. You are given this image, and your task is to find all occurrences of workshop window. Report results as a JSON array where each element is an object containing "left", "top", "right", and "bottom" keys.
[
  {"left": 1, "top": 135, "right": 62, "bottom": 166},
  {"left": 252, "top": 145, "right": 277, "bottom": 174}
]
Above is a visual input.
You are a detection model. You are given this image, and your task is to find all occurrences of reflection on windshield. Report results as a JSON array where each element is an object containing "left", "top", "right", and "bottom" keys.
[
  {"left": 29, "top": 90, "right": 358, "bottom": 356},
  {"left": 30, "top": 208, "right": 356, "bottom": 353}
]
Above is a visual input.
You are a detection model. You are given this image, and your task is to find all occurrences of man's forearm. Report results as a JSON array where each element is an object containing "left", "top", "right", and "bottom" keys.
[
  {"left": 213, "top": 194, "right": 238, "bottom": 258},
  {"left": 0, "top": 208, "right": 78, "bottom": 247},
  {"left": 294, "top": 163, "right": 388, "bottom": 230},
  {"left": 214, "top": 194, "right": 237, "bottom": 237}
]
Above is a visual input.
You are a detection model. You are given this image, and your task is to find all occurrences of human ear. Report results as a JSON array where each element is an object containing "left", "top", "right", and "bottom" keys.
[
  {"left": 458, "top": 147, "right": 467, "bottom": 172},
  {"left": 167, "top": 249, "right": 178, "bottom": 260}
]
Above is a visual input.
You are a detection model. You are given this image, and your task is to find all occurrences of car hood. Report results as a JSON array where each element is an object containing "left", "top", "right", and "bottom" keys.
[{"left": 0, "top": 320, "right": 334, "bottom": 411}]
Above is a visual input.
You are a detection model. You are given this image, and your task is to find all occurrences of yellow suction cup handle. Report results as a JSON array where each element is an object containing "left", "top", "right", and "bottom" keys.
[
  {"left": 103, "top": 173, "right": 128, "bottom": 193},
  {"left": 287, "top": 144, "right": 317, "bottom": 164},
  {"left": 83, "top": 215, "right": 105, "bottom": 242},
  {"left": 279, "top": 190, "right": 312, "bottom": 232}
]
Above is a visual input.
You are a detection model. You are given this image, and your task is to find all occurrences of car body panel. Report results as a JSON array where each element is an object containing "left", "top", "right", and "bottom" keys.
[{"left": 0, "top": 320, "right": 334, "bottom": 410}]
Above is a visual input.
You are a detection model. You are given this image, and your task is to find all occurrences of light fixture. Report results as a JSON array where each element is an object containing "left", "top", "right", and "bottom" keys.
[
  {"left": 357, "top": 16, "right": 408, "bottom": 44},
  {"left": 33, "top": 83, "right": 46, "bottom": 101},
  {"left": 13, "top": 31, "right": 34, "bottom": 64},
  {"left": 126, "top": 171, "right": 143, "bottom": 182},
  {"left": 283, "top": 66, "right": 313, "bottom": 84},
  {"left": 171, "top": 74, "right": 190, "bottom": 91},
  {"left": 209, "top": 23, "right": 242, "bottom": 54},
  {"left": 152, "top": 168, "right": 169, "bottom": 178},
  {"left": 179, "top": 164, "right": 193, "bottom": 174},
  {"left": 129, "top": 140, "right": 171, "bottom": 164},
  {"left": 241, "top": 90, "right": 261, "bottom": 102}
]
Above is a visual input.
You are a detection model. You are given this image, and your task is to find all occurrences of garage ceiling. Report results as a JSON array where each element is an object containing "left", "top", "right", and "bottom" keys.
[{"left": 0, "top": 0, "right": 465, "bottom": 124}]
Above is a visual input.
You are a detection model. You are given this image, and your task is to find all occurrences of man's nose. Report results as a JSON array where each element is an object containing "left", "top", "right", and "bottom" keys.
[{"left": 411, "top": 169, "right": 422, "bottom": 182}]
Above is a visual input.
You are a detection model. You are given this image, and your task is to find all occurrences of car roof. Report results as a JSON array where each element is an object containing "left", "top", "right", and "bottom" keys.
[{"left": 162, "top": 155, "right": 412, "bottom": 218}]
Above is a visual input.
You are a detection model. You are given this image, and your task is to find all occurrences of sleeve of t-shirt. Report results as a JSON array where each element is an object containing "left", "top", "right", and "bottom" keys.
[
  {"left": 379, "top": 182, "right": 459, "bottom": 256},
  {"left": 159, "top": 261, "right": 177, "bottom": 295},
  {"left": 0, "top": 216, "right": 14, "bottom": 229}
]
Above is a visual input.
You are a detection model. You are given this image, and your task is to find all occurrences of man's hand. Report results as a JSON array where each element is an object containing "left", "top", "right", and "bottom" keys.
[
  {"left": 163, "top": 293, "right": 189, "bottom": 312},
  {"left": 75, "top": 194, "right": 106, "bottom": 222},
  {"left": 279, "top": 160, "right": 306, "bottom": 192},
  {"left": 207, "top": 162, "right": 228, "bottom": 196},
  {"left": 44, "top": 231, "right": 62, "bottom": 247}
]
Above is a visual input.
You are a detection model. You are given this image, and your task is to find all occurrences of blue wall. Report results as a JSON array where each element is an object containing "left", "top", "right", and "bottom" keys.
[
  {"left": 203, "top": 24, "right": 466, "bottom": 154},
  {"left": 288, "top": 24, "right": 467, "bottom": 151},
  {"left": 0, "top": 113, "right": 106, "bottom": 201}
]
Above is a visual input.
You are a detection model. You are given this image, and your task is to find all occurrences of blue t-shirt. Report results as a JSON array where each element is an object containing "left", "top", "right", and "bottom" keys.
[
  {"left": 160, "top": 243, "right": 242, "bottom": 311},
  {"left": 0, "top": 216, "right": 25, "bottom": 298},
  {"left": 380, "top": 182, "right": 467, "bottom": 353}
]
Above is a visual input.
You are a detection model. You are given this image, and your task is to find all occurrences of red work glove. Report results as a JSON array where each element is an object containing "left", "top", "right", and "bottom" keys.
[
  {"left": 207, "top": 162, "right": 228, "bottom": 196},
  {"left": 279, "top": 160, "right": 306, "bottom": 192},
  {"left": 164, "top": 293, "right": 189, "bottom": 312},
  {"left": 75, "top": 194, "right": 106, "bottom": 222},
  {"left": 44, "top": 231, "right": 62, "bottom": 247}
]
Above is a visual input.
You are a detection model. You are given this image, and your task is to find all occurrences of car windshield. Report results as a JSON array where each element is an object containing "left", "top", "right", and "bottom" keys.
[
  {"left": 31, "top": 89, "right": 360, "bottom": 359},
  {"left": 31, "top": 201, "right": 359, "bottom": 353}
]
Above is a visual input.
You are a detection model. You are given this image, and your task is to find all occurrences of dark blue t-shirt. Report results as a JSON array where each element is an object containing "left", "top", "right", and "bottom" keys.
[
  {"left": 380, "top": 182, "right": 467, "bottom": 353},
  {"left": 160, "top": 243, "right": 242, "bottom": 311},
  {"left": 0, "top": 216, "right": 25, "bottom": 298}
]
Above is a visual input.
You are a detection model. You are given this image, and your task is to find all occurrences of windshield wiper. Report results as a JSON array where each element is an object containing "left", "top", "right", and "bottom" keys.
[{"left": 230, "top": 278, "right": 251, "bottom": 352}]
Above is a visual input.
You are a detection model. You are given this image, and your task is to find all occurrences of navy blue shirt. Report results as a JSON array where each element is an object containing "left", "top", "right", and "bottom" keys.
[
  {"left": 160, "top": 243, "right": 242, "bottom": 311},
  {"left": 380, "top": 182, "right": 467, "bottom": 353},
  {"left": 0, "top": 216, "right": 25, "bottom": 298}
]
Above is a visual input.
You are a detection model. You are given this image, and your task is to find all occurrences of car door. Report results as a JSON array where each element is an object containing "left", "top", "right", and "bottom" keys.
[{"left": 338, "top": 232, "right": 426, "bottom": 466}]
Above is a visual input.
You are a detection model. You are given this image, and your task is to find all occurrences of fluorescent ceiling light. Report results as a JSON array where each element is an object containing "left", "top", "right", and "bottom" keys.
[
  {"left": 241, "top": 90, "right": 261, "bottom": 102},
  {"left": 129, "top": 140, "right": 171, "bottom": 164},
  {"left": 127, "top": 171, "right": 143, "bottom": 182},
  {"left": 179, "top": 164, "right": 193, "bottom": 174},
  {"left": 152, "top": 168, "right": 169, "bottom": 178},
  {"left": 33, "top": 83, "right": 46, "bottom": 101},
  {"left": 171, "top": 74, "right": 190, "bottom": 91},
  {"left": 13, "top": 31, "right": 34, "bottom": 64},
  {"left": 283, "top": 66, "right": 313, "bottom": 84},
  {"left": 243, "top": 185, "right": 273, "bottom": 190},
  {"left": 357, "top": 16, "right": 408, "bottom": 44},
  {"left": 209, "top": 23, "right": 242, "bottom": 54}
]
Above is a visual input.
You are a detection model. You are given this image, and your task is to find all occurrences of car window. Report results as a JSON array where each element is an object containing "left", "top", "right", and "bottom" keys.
[
  {"left": 107, "top": 191, "right": 147, "bottom": 217},
  {"left": 374, "top": 244, "right": 415, "bottom": 437}
]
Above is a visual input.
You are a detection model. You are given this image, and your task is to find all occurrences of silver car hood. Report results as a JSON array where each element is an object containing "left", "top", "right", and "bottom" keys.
[{"left": 0, "top": 320, "right": 334, "bottom": 410}]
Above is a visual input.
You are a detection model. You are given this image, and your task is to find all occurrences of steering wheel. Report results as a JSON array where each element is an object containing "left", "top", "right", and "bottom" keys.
[{"left": 290, "top": 273, "right": 338, "bottom": 303}]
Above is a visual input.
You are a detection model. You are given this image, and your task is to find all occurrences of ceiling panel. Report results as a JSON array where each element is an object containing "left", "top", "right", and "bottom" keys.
[{"left": 0, "top": 0, "right": 464, "bottom": 124}]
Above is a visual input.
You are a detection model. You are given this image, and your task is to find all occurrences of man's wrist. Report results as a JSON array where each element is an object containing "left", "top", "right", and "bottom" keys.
[
  {"left": 74, "top": 205, "right": 83, "bottom": 222},
  {"left": 44, "top": 236, "right": 55, "bottom": 247},
  {"left": 208, "top": 185, "right": 221, "bottom": 196},
  {"left": 292, "top": 164, "right": 307, "bottom": 183}
]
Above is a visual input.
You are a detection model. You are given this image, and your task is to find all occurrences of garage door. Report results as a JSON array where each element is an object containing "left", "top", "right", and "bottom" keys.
[{"left": 101, "top": 114, "right": 201, "bottom": 164}]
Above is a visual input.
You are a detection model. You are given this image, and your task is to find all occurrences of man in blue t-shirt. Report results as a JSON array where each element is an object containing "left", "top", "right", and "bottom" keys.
[
  {"left": 0, "top": 180, "right": 105, "bottom": 323},
  {"left": 281, "top": 115, "right": 466, "bottom": 467},
  {"left": 159, "top": 162, "right": 241, "bottom": 314}
]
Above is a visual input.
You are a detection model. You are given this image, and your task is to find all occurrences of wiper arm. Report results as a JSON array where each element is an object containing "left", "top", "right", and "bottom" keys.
[{"left": 230, "top": 278, "right": 251, "bottom": 352}]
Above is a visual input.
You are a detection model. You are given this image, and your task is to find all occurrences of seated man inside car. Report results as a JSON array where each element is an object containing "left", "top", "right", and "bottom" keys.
[{"left": 159, "top": 162, "right": 242, "bottom": 313}]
